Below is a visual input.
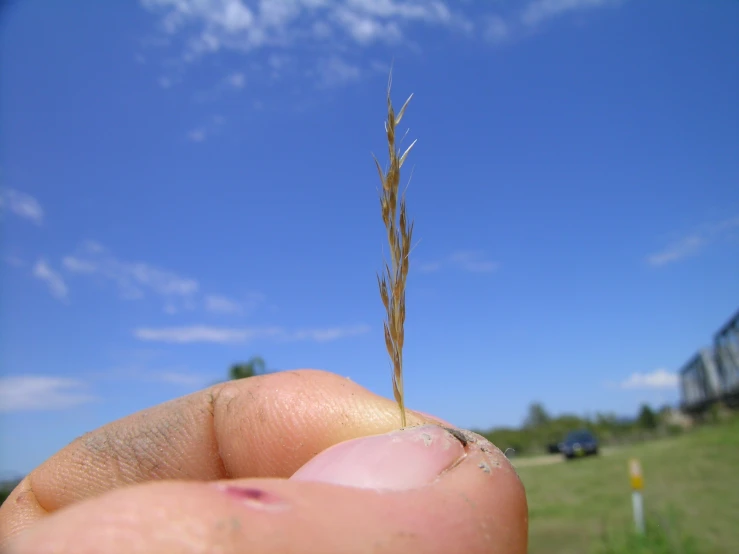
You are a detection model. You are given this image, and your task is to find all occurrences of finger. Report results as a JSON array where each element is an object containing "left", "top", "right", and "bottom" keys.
[
  {"left": 0, "top": 370, "right": 441, "bottom": 543},
  {"left": 7, "top": 426, "right": 527, "bottom": 554}
]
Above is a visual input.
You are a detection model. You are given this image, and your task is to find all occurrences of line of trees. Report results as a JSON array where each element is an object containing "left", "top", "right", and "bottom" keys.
[{"left": 476, "top": 402, "right": 682, "bottom": 457}]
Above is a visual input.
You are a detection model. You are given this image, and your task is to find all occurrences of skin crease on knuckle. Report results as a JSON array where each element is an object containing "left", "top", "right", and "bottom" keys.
[
  {"left": 0, "top": 372, "right": 395, "bottom": 542},
  {"left": 0, "top": 371, "right": 528, "bottom": 552}
]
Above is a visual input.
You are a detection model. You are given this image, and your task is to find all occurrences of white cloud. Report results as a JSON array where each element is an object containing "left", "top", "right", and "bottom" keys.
[
  {"left": 226, "top": 71, "right": 246, "bottom": 88},
  {"left": 0, "top": 188, "right": 44, "bottom": 225},
  {"left": 186, "top": 114, "right": 226, "bottom": 142},
  {"left": 134, "top": 324, "right": 370, "bottom": 344},
  {"left": 187, "top": 128, "right": 207, "bottom": 142},
  {"left": 62, "top": 241, "right": 198, "bottom": 300},
  {"left": 139, "top": 0, "right": 474, "bottom": 87},
  {"left": 142, "top": 0, "right": 460, "bottom": 53},
  {"left": 94, "top": 365, "right": 207, "bottom": 387},
  {"left": 418, "top": 250, "right": 499, "bottom": 274},
  {"left": 521, "top": 0, "right": 619, "bottom": 27},
  {"left": 484, "top": 16, "right": 509, "bottom": 43},
  {"left": 193, "top": 72, "right": 247, "bottom": 102},
  {"left": 331, "top": 7, "right": 402, "bottom": 44},
  {"left": 60, "top": 242, "right": 265, "bottom": 317},
  {"left": 33, "top": 259, "right": 69, "bottom": 300},
  {"left": 61, "top": 256, "right": 97, "bottom": 273},
  {"left": 205, "top": 294, "right": 244, "bottom": 315},
  {"left": 647, "top": 216, "right": 739, "bottom": 268},
  {"left": 0, "top": 376, "right": 96, "bottom": 412},
  {"left": 647, "top": 235, "right": 704, "bottom": 267},
  {"left": 135, "top": 325, "right": 283, "bottom": 343},
  {"left": 150, "top": 371, "right": 205, "bottom": 386},
  {"left": 292, "top": 324, "right": 371, "bottom": 342},
  {"left": 139, "top": 0, "right": 625, "bottom": 92},
  {"left": 316, "top": 56, "right": 361, "bottom": 87},
  {"left": 619, "top": 369, "right": 678, "bottom": 390},
  {"left": 449, "top": 250, "right": 500, "bottom": 273}
]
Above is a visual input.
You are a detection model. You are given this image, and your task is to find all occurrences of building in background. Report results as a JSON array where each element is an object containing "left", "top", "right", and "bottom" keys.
[
  {"left": 714, "top": 308, "right": 739, "bottom": 403},
  {"left": 680, "top": 309, "right": 739, "bottom": 413}
]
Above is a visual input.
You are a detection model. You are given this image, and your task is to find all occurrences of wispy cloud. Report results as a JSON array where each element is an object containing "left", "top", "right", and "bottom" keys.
[
  {"left": 33, "top": 259, "right": 69, "bottom": 301},
  {"left": 204, "top": 293, "right": 264, "bottom": 315},
  {"left": 142, "top": 0, "right": 462, "bottom": 58},
  {"left": 647, "top": 216, "right": 739, "bottom": 267},
  {"left": 204, "top": 294, "right": 245, "bottom": 315},
  {"left": 140, "top": 0, "right": 624, "bottom": 86},
  {"left": 193, "top": 73, "right": 246, "bottom": 102},
  {"left": 63, "top": 240, "right": 199, "bottom": 300},
  {"left": 0, "top": 188, "right": 44, "bottom": 225},
  {"left": 619, "top": 368, "right": 678, "bottom": 390},
  {"left": 61, "top": 241, "right": 265, "bottom": 316},
  {"left": 449, "top": 251, "right": 500, "bottom": 273},
  {"left": 186, "top": 114, "right": 226, "bottom": 142},
  {"left": 0, "top": 376, "right": 96, "bottom": 412},
  {"left": 158, "top": 75, "right": 180, "bottom": 89},
  {"left": 187, "top": 128, "right": 207, "bottom": 142},
  {"left": 225, "top": 71, "right": 245, "bottom": 88},
  {"left": 134, "top": 324, "right": 370, "bottom": 344},
  {"left": 521, "top": 0, "right": 620, "bottom": 27},
  {"left": 98, "top": 367, "right": 207, "bottom": 387},
  {"left": 150, "top": 371, "right": 206, "bottom": 386},
  {"left": 646, "top": 235, "right": 704, "bottom": 267},
  {"left": 315, "top": 56, "right": 361, "bottom": 88},
  {"left": 135, "top": 325, "right": 282, "bottom": 344},
  {"left": 418, "top": 250, "right": 499, "bottom": 274},
  {"left": 290, "top": 325, "right": 371, "bottom": 342},
  {"left": 483, "top": 15, "right": 510, "bottom": 43},
  {"left": 139, "top": 0, "right": 475, "bottom": 90}
]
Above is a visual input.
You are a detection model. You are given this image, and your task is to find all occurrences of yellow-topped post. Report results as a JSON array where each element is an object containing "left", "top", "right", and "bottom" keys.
[{"left": 628, "top": 458, "right": 645, "bottom": 534}]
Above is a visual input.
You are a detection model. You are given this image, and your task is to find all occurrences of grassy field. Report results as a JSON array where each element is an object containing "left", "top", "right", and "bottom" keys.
[{"left": 517, "top": 417, "right": 739, "bottom": 554}]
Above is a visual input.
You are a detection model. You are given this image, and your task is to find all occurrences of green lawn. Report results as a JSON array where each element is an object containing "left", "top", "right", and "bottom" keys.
[{"left": 517, "top": 417, "right": 739, "bottom": 554}]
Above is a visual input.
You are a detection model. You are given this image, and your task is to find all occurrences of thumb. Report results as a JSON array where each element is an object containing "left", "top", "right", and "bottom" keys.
[
  {"left": 286, "top": 423, "right": 528, "bottom": 552},
  {"left": 7, "top": 426, "right": 527, "bottom": 554}
]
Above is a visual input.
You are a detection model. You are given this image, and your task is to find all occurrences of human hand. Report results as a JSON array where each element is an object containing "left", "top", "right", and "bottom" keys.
[{"left": 0, "top": 370, "right": 527, "bottom": 553}]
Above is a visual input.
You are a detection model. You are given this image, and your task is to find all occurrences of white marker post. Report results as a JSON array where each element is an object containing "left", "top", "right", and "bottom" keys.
[{"left": 629, "top": 458, "right": 645, "bottom": 534}]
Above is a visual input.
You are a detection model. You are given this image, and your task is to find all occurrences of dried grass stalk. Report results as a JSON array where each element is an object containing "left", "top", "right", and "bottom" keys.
[{"left": 373, "top": 72, "right": 416, "bottom": 429}]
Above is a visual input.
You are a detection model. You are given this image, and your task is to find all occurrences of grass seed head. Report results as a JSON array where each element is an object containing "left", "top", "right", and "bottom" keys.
[{"left": 374, "top": 71, "right": 415, "bottom": 429}]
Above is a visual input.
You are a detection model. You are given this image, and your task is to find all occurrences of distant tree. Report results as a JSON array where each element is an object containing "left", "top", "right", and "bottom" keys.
[
  {"left": 0, "top": 487, "right": 10, "bottom": 506},
  {"left": 229, "top": 356, "right": 266, "bottom": 380},
  {"left": 637, "top": 404, "right": 658, "bottom": 430},
  {"left": 524, "top": 402, "right": 551, "bottom": 429},
  {"left": 595, "top": 412, "right": 618, "bottom": 426},
  {"left": 0, "top": 478, "right": 21, "bottom": 507}
]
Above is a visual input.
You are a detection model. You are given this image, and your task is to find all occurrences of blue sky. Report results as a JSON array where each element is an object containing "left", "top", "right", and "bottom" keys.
[{"left": 1, "top": 0, "right": 738, "bottom": 476}]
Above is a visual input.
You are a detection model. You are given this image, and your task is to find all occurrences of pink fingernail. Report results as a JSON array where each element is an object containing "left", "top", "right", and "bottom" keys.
[
  {"left": 213, "top": 485, "right": 288, "bottom": 511},
  {"left": 290, "top": 424, "right": 465, "bottom": 491}
]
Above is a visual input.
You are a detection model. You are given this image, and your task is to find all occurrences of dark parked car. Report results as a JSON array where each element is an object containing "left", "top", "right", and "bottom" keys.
[{"left": 559, "top": 430, "right": 599, "bottom": 460}]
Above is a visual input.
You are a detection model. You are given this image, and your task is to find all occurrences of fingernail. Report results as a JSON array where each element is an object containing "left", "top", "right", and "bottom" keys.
[{"left": 290, "top": 424, "right": 466, "bottom": 491}]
